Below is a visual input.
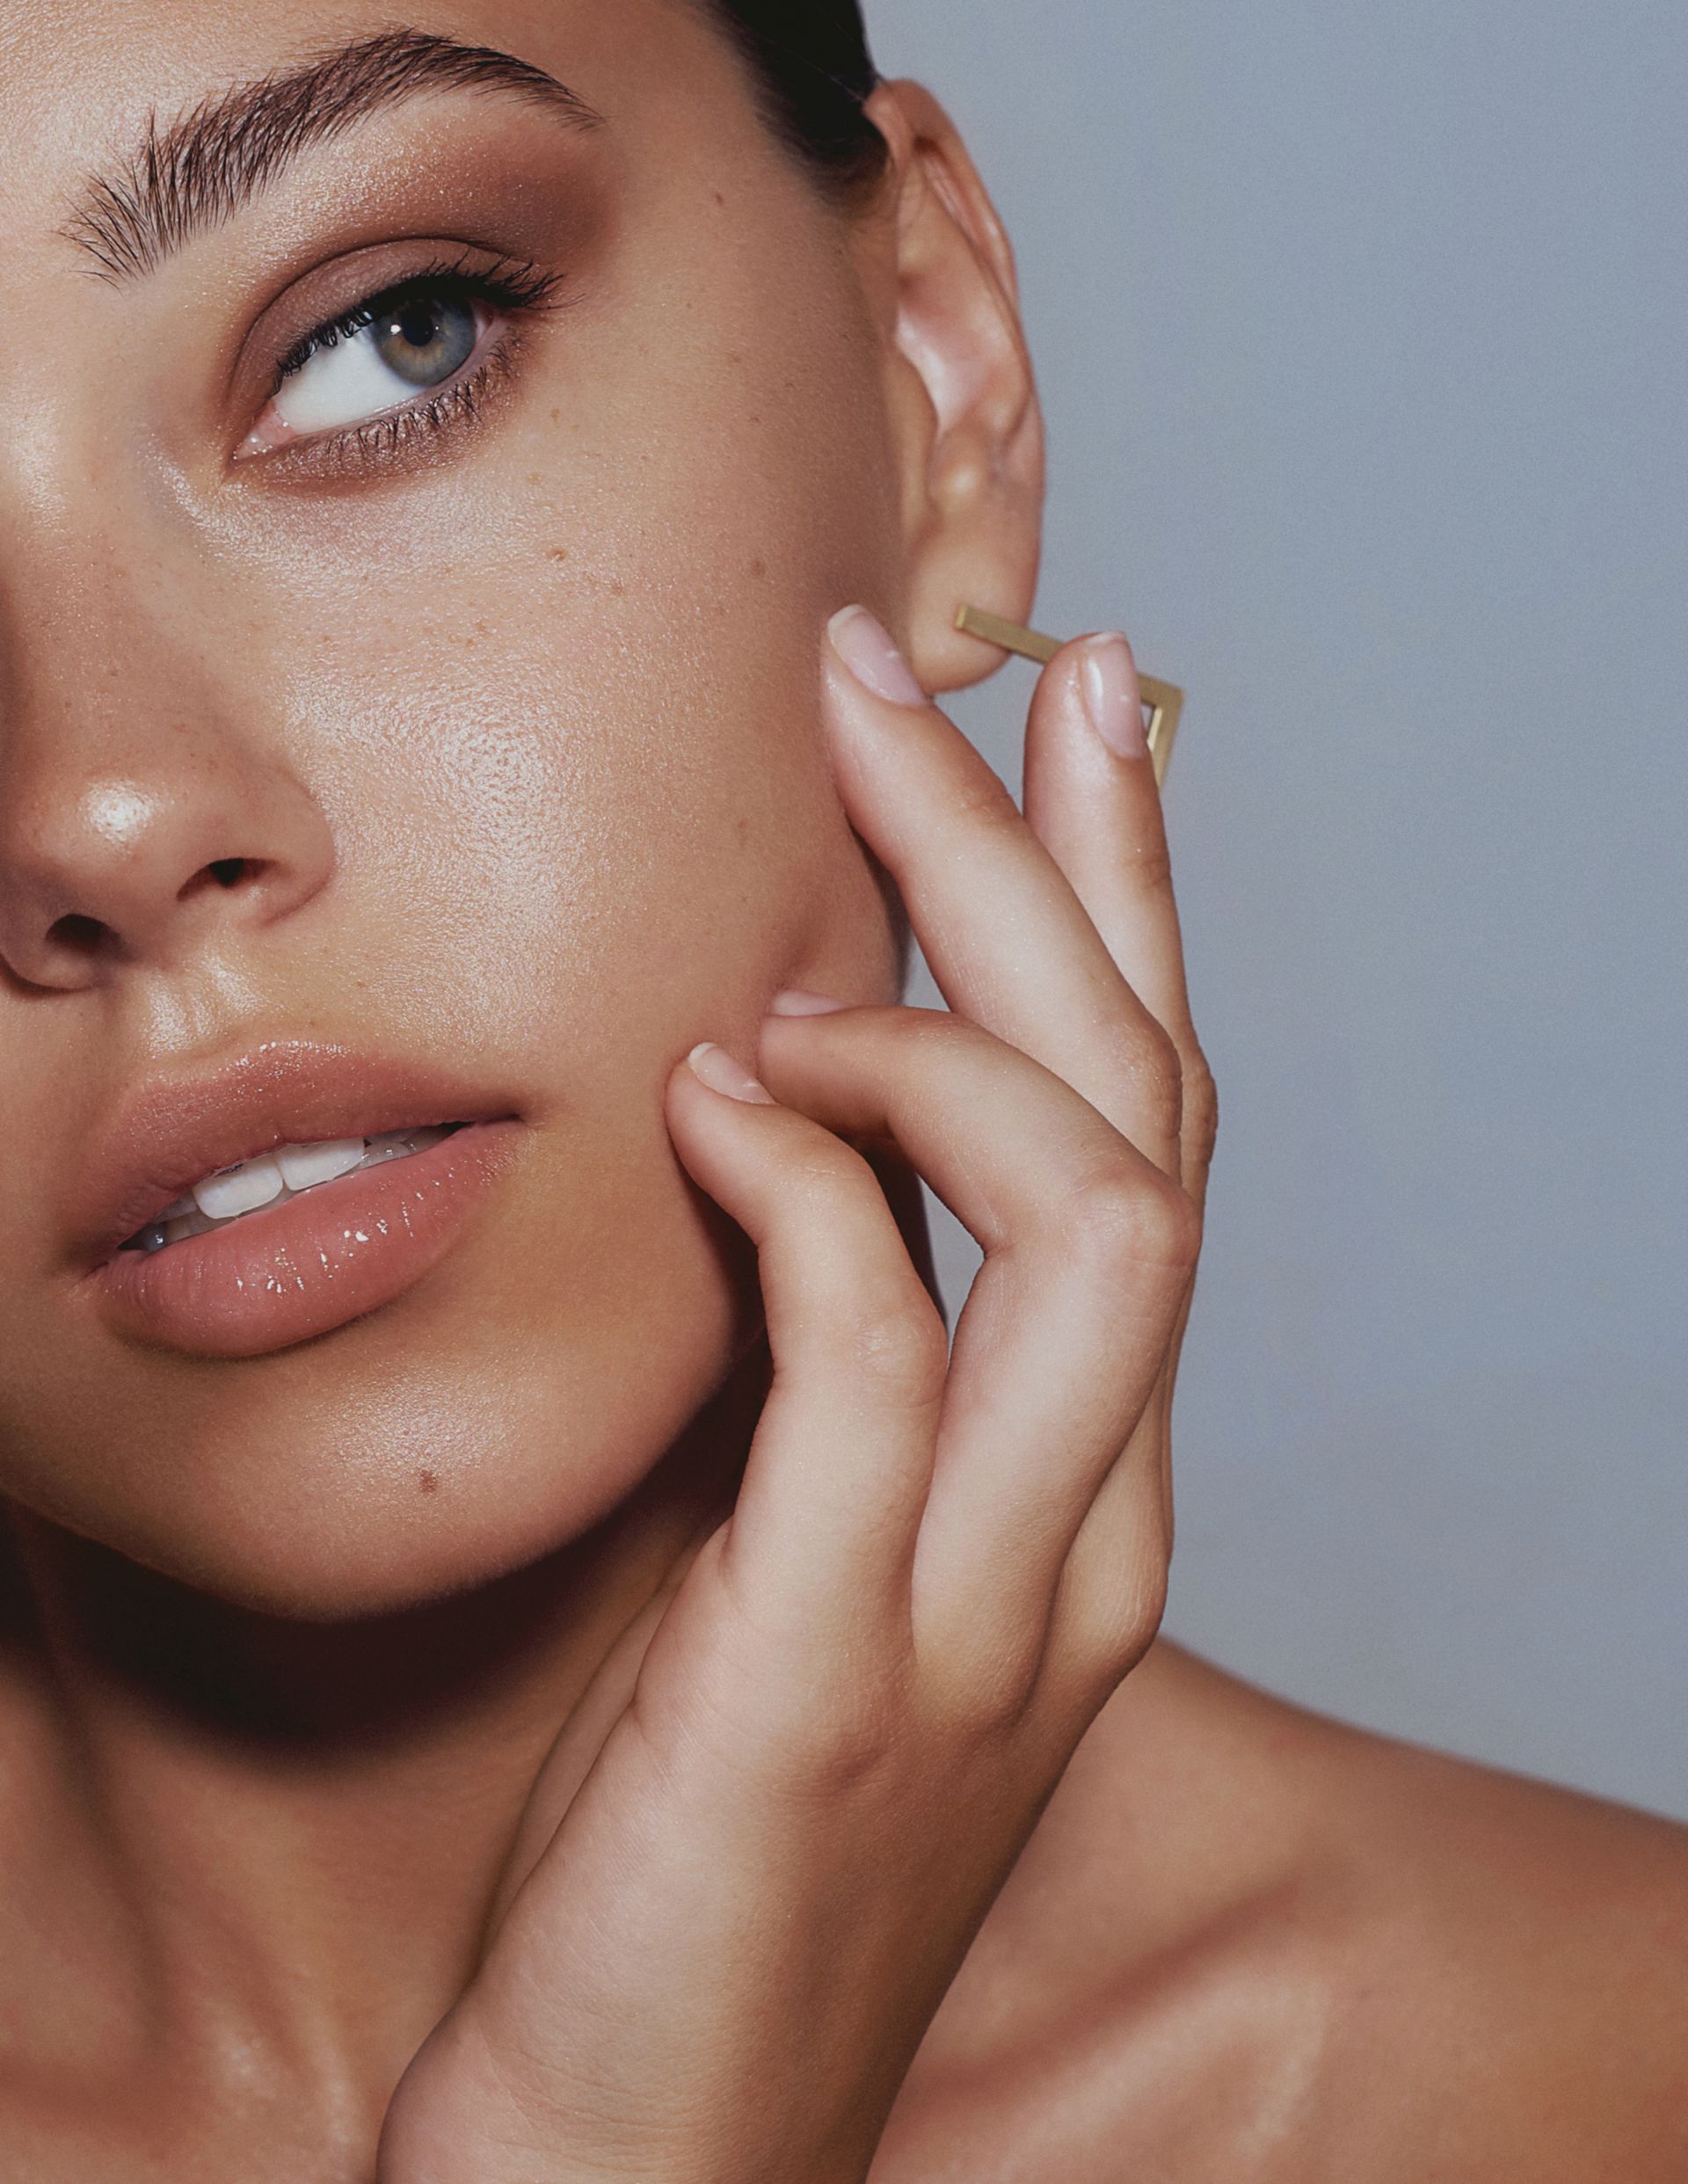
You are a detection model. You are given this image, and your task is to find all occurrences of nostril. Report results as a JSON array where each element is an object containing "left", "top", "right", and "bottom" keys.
[
  {"left": 47, "top": 912, "right": 118, "bottom": 959},
  {"left": 179, "top": 856, "right": 270, "bottom": 901}
]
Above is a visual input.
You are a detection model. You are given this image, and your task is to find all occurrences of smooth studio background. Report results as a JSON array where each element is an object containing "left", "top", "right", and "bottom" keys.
[{"left": 867, "top": 0, "right": 1688, "bottom": 1819}]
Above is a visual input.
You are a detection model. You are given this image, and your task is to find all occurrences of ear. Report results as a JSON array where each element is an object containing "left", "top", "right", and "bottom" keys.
[{"left": 856, "top": 78, "right": 1047, "bottom": 695}]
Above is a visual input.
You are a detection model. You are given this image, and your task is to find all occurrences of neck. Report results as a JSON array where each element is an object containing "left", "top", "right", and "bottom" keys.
[{"left": 0, "top": 1345, "right": 768, "bottom": 2148}]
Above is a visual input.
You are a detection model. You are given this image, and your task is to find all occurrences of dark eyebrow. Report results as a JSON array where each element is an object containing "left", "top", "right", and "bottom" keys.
[{"left": 64, "top": 26, "right": 604, "bottom": 282}]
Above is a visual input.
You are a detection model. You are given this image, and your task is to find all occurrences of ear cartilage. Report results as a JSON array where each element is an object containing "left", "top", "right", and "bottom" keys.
[{"left": 954, "top": 605, "right": 1183, "bottom": 788}]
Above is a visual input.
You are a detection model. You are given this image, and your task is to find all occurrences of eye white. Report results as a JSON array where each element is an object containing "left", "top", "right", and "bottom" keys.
[{"left": 241, "top": 292, "right": 487, "bottom": 457}]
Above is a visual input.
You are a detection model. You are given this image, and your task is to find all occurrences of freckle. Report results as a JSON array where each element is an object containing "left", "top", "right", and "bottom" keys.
[
  {"left": 749, "top": 556, "right": 767, "bottom": 580},
  {"left": 527, "top": 473, "right": 541, "bottom": 486},
  {"left": 550, "top": 408, "right": 561, "bottom": 424},
  {"left": 609, "top": 579, "right": 626, "bottom": 597},
  {"left": 748, "top": 414, "right": 762, "bottom": 427},
  {"left": 713, "top": 189, "right": 725, "bottom": 207},
  {"left": 547, "top": 546, "right": 570, "bottom": 563},
  {"left": 418, "top": 1471, "right": 439, "bottom": 1495},
  {"left": 735, "top": 816, "right": 749, "bottom": 846}
]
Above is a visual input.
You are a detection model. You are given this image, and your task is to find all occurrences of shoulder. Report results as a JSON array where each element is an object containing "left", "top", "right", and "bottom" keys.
[
  {"left": 882, "top": 1644, "right": 1688, "bottom": 2183},
  {"left": 1299, "top": 1693, "right": 1688, "bottom": 2177}
]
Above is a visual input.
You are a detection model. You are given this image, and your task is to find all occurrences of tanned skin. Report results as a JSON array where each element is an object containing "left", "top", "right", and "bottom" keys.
[{"left": 0, "top": 4, "right": 1682, "bottom": 2177}]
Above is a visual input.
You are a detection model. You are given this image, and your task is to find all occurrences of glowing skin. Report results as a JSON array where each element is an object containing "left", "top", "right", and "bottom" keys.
[
  {"left": 1, "top": 5, "right": 1685, "bottom": 2180},
  {"left": 0, "top": 0, "right": 926, "bottom": 1617}
]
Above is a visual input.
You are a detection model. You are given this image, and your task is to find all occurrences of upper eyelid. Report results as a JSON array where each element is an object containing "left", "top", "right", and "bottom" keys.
[
  {"left": 268, "top": 256, "right": 565, "bottom": 389},
  {"left": 280, "top": 270, "right": 488, "bottom": 382}
]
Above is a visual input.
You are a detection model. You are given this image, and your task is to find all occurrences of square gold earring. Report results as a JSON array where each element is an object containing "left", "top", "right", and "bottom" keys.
[{"left": 955, "top": 605, "right": 1184, "bottom": 788}]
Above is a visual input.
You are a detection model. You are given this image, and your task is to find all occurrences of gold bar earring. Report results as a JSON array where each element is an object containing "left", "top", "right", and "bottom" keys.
[{"left": 955, "top": 605, "right": 1184, "bottom": 789}]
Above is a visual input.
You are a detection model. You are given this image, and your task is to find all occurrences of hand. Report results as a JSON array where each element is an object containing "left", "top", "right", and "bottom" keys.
[{"left": 377, "top": 607, "right": 1216, "bottom": 2184}]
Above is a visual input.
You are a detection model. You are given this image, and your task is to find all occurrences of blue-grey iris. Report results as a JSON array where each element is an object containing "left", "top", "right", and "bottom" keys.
[{"left": 373, "top": 295, "right": 478, "bottom": 388}]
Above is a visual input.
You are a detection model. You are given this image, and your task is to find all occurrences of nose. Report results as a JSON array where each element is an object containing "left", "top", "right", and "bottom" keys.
[
  {"left": 0, "top": 593, "right": 334, "bottom": 995},
  {"left": 0, "top": 754, "right": 334, "bottom": 990}
]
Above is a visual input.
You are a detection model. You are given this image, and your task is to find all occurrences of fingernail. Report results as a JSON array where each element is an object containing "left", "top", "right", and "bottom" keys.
[
  {"left": 828, "top": 606, "right": 928, "bottom": 708},
  {"left": 768, "top": 988, "right": 850, "bottom": 1016},
  {"left": 1080, "top": 633, "right": 1146, "bottom": 759},
  {"left": 688, "top": 1043, "right": 777, "bottom": 1103}
]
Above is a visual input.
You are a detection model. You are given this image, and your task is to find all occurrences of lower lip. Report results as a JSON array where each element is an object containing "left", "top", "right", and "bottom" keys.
[{"left": 89, "top": 1121, "right": 525, "bottom": 1359}]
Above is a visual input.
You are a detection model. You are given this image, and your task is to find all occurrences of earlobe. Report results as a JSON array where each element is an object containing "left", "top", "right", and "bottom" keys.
[{"left": 862, "top": 81, "right": 1047, "bottom": 695}]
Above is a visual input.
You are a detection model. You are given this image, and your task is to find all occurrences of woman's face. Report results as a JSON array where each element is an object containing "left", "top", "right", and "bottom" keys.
[{"left": 0, "top": 0, "right": 914, "bottom": 1614}]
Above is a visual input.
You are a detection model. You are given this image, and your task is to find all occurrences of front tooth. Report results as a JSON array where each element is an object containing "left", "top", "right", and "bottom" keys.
[
  {"left": 193, "top": 1154, "right": 286, "bottom": 1220},
  {"left": 276, "top": 1139, "right": 367, "bottom": 1192}
]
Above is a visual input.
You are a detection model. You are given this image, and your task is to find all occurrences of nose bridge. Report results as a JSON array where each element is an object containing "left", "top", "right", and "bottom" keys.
[{"left": 0, "top": 507, "right": 336, "bottom": 988}]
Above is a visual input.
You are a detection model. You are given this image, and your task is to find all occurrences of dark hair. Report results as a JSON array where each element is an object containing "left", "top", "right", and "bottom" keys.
[{"left": 702, "top": 1, "right": 891, "bottom": 207}]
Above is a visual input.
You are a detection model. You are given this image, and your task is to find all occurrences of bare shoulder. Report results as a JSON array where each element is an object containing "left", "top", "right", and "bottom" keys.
[
  {"left": 1291, "top": 1671, "right": 1688, "bottom": 2174},
  {"left": 882, "top": 1643, "right": 1688, "bottom": 2183}
]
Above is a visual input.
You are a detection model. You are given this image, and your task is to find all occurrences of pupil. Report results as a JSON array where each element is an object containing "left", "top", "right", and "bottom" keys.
[{"left": 374, "top": 293, "right": 477, "bottom": 388}]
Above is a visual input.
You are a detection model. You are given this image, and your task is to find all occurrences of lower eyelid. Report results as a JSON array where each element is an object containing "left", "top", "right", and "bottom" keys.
[
  {"left": 244, "top": 327, "right": 528, "bottom": 484},
  {"left": 237, "top": 302, "right": 514, "bottom": 467}
]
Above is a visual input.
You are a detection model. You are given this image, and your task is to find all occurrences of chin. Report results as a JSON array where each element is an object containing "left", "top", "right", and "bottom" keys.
[{"left": 6, "top": 1187, "right": 743, "bottom": 1624}]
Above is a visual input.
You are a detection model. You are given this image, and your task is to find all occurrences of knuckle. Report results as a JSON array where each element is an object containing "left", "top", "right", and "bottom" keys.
[
  {"left": 950, "top": 765, "right": 1024, "bottom": 837},
  {"left": 1059, "top": 1562, "right": 1170, "bottom": 1714},
  {"left": 1121, "top": 1022, "right": 1183, "bottom": 1128},
  {"left": 1181, "top": 1044, "right": 1220, "bottom": 1170},
  {"left": 1060, "top": 1160, "right": 1201, "bottom": 1278},
  {"left": 780, "top": 1662, "right": 916, "bottom": 1798},
  {"left": 786, "top": 1139, "right": 880, "bottom": 1213},
  {"left": 843, "top": 1295, "right": 950, "bottom": 1409},
  {"left": 923, "top": 1620, "right": 1047, "bottom": 1746},
  {"left": 1130, "top": 834, "right": 1175, "bottom": 898}
]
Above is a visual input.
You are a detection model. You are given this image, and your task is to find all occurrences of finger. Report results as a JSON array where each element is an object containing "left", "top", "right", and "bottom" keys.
[
  {"left": 484, "top": 1506, "right": 729, "bottom": 1938},
  {"left": 1022, "top": 634, "right": 1190, "bottom": 1041},
  {"left": 1022, "top": 632, "right": 1219, "bottom": 1205},
  {"left": 822, "top": 607, "right": 1182, "bottom": 1176},
  {"left": 759, "top": 1004, "right": 1195, "bottom": 1676},
  {"left": 664, "top": 1042, "right": 947, "bottom": 1637},
  {"left": 1041, "top": 1448, "right": 1171, "bottom": 1718}
]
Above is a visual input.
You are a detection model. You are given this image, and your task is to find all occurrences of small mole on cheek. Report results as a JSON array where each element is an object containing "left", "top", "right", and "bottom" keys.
[
  {"left": 735, "top": 816, "right": 749, "bottom": 848},
  {"left": 418, "top": 1471, "right": 440, "bottom": 1496},
  {"left": 749, "top": 557, "right": 767, "bottom": 581},
  {"left": 713, "top": 189, "right": 725, "bottom": 207},
  {"left": 547, "top": 546, "right": 571, "bottom": 564}
]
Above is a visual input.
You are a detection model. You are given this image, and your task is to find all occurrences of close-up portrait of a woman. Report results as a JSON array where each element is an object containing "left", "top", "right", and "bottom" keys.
[{"left": 0, "top": 1, "right": 1683, "bottom": 2177}]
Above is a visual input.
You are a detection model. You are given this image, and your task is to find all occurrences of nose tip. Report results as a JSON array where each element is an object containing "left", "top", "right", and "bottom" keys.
[{"left": 0, "top": 765, "right": 334, "bottom": 990}]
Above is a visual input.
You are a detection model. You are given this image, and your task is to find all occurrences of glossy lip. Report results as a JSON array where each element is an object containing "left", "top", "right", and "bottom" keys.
[
  {"left": 89, "top": 1119, "right": 526, "bottom": 1359},
  {"left": 69, "top": 1040, "right": 523, "bottom": 1270}
]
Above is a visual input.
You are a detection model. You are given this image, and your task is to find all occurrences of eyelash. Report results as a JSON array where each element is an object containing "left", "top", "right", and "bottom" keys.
[{"left": 258, "top": 251, "right": 568, "bottom": 477}]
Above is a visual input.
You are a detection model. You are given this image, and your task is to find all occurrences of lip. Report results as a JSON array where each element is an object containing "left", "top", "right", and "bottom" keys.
[
  {"left": 71, "top": 1042, "right": 519, "bottom": 1265},
  {"left": 70, "top": 1043, "right": 527, "bottom": 1358}
]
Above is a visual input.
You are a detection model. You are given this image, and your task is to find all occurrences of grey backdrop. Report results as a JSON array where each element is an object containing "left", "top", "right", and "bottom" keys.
[{"left": 868, "top": 0, "right": 1688, "bottom": 1820}]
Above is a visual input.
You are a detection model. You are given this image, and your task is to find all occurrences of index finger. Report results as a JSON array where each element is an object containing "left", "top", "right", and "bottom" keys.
[{"left": 821, "top": 607, "right": 1182, "bottom": 1177}]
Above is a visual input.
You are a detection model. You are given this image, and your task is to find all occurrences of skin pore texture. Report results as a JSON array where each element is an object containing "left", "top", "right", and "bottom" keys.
[{"left": 0, "top": 2, "right": 1684, "bottom": 2179}]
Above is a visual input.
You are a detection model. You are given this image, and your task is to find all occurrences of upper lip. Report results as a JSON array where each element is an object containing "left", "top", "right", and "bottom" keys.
[{"left": 70, "top": 1041, "right": 520, "bottom": 1266}]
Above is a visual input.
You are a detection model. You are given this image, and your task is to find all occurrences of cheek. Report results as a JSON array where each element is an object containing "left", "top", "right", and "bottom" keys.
[
  {"left": 279, "top": 582, "right": 880, "bottom": 1059},
  {"left": 267, "top": 397, "right": 899, "bottom": 1075},
  {"left": 0, "top": 225, "right": 908, "bottom": 1608}
]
